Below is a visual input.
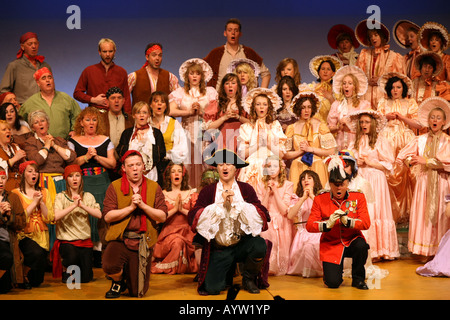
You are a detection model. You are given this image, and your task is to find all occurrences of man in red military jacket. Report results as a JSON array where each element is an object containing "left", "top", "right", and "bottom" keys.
[
  {"left": 306, "top": 155, "right": 371, "bottom": 289},
  {"left": 188, "top": 149, "right": 270, "bottom": 295}
]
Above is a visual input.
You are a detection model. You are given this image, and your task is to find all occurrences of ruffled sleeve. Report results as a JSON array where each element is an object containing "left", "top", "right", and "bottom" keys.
[
  {"left": 168, "top": 87, "right": 184, "bottom": 108},
  {"left": 269, "top": 120, "right": 287, "bottom": 154},
  {"left": 169, "top": 119, "right": 189, "bottom": 163},
  {"left": 237, "top": 122, "right": 253, "bottom": 159},
  {"left": 318, "top": 122, "right": 337, "bottom": 150},
  {"left": 396, "top": 135, "right": 419, "bottom": 166},
  {"left": 284, "top": 123, "right": 294, "bottom": 151}
]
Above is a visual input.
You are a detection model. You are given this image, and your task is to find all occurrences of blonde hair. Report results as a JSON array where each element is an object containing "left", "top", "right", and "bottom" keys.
[
  {"left": 261, "top": 155, "right": 287, "bottom": 187},
  {"left": 183, "top": 63, "right": 206, "bottom": 95},
  {"left": 98, "top": 38, "right": 116, "bottom": 51},
  {"left": 235, "top": 63, "right": 257, "bottom": 90},
  {"left": 339, "top": 73, "right": 361, "bottom": 107}
]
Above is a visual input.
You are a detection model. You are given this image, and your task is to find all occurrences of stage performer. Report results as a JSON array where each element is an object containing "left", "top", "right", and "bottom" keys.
[
  {"left": 101, "top": 150, "right": 168, "bottom": 298},
  {"left": 306, "top": 155, "right": 371, "bottom": 289},
  {"left": 188, "top": 149, "right": 270, "bottom": 295}
]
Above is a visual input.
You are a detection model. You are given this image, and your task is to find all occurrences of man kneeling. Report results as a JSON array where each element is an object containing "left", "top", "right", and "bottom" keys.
[
  {"left": 188, "top": 149, "right": 270, "bottom": 295},
  {"left": 102, "top": 150, "right": 167, "bottom": 298},
  {"left": 306, "top": 155, "right": 371, "bottom": 289}
]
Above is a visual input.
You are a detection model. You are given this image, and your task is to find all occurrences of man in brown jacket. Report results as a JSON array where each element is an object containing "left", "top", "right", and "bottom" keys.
[{"left": 127, "top": 43, "right": 180, "bottom": 107}]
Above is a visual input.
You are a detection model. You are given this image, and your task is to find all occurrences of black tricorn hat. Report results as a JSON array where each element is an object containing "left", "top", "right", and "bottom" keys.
[{"left": 204, "top": 149, "right": 249, "bottom": 169}]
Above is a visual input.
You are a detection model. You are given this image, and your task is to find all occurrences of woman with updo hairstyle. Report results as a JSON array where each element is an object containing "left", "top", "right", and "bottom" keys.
[
  {"left": 284, "top": 91, "right": 337, "bottom": 191},
  {"left": 151, "top": 161, "right": 199, "bottom": 274},
  {"left": 377, "top": 73, "right": 421, "bottom": 224}
]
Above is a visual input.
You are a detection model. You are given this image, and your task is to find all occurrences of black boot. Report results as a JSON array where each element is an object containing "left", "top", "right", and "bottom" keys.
[
  {"left": 105, "top": 279, "right": 125, "bottom": 299},
  {"left": 241, "top": 257, "right": 264, "bottom": 294}
]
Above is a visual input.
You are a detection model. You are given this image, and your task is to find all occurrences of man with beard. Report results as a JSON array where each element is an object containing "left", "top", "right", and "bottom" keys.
[
  {"left": 188, "top": 149, "right": 270, "bottom": 295},
  {"left": 0, "top": 32, "right": 52, "bottom": 105},
  {"left": 73, "top": 38, "right": 131, "bottom": 114},
  {"left": 20, "top": 67, "right": 81, "bottom": 139},
  {"left": 127, "top": 43, "right": 179, "bottom": 107},
  {"left": 102, "top": 150, "right": 167, "bottom": 298}
]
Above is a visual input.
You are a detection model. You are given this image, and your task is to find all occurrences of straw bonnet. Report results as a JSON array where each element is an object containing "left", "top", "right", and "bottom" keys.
[
  {"left": 179, "top": 58, "right": 213, "bottom": 83},
  {"left": 417, "top": 96, "right": 450, "bottom": 130},
  {"left": 332, "top": 65, "right": 368, "bottom": 96},
  {"left": 355, "top": 19, "right": 390, "bottom": 47},
  {"left": 327, "top": 24, "right": 360, "bottom": 50},
  {"left": 242, "top": 87, "right": 282, "bottom": 115},
  {"left": 393, "top": 20, "right": 420, "bottom": 49},
  {"left": 309, "top": 55, "right": 342, "bottom": 79},
  {"left": 226, "top": 58, "right": 261, "bottom": 78},
  {"left": 414, "top": 51, "right": 444, "bottom": 77},
  {"left": 345, "top": 109, "right": 387, "bottom": 133},
  {"left": 378, "top": 72, "right": 413, "bottom": 97},
  {"left": 418, "top": 21, "right": 449, "bottom": 51}
]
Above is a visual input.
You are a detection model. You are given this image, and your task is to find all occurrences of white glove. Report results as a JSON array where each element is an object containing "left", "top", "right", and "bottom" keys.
[{"left": 326, "top": 212, "right": 341, "bottom": 229}]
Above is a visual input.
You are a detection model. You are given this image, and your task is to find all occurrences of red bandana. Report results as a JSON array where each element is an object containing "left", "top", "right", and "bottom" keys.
[{"left": 16, "top": 32, "right": 45, "bottom": 63}]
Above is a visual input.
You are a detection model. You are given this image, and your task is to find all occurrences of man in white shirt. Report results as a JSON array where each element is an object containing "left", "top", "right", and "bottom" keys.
[
  {"left": 203, "top": 18, "right": 271, "bottom": 90},
  {"left": 188, "top": 149, "right": 270, "bottom": 295}
]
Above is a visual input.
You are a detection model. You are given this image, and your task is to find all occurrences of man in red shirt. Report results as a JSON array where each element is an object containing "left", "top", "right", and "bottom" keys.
[
  {"left": 73, "top": 38, "right": 131, "bottom": 114},
  {"left": 306, "top": 155, "right": 371, "bottom": 289}
]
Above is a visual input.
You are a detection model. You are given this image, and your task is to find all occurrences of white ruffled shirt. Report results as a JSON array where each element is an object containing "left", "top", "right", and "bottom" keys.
[{"left": 196, "top": 180, "right": 264, "bottom": 247}]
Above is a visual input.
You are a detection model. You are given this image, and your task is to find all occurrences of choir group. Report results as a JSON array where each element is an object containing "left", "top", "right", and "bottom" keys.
[{"left": 0, "top": 16, "right": 449, "bottom": 298}]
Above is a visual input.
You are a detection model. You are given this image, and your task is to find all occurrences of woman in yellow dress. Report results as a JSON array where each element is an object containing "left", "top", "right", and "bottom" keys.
[
  {"left": 14, "top": 160, "right": 54, "bottom": 288},
  {"left": 306, "top": 55, "right": 342, "bottom": 123},
  {"left": 284, "top": 91, "right": 337, "bottom": 191}
]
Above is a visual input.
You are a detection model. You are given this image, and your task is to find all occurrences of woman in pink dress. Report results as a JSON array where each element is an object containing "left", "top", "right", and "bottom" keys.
[
  {"left": 327, "top": 65, "right": 371, "bottom": 150},
  {"left": 256, "top": 155, "right": 294, "bottom": 276},
  {"left": 355, "top": 19, "right": 406, "bottom": 109},
  {"left": 169, "top": 58, "right": 218, "bottom": 188},
  {"left": 347, "top": 109, "right": 400, "bottom": 260},
  {"left": 287, "top": 170, "right": 323, "bottom": 277},
  {"left": 237, "top": 88, "right": 287, "bottom": 189},
  {"left": 151, "top": 162, "right": 199, "bottom": 274},
  {"left": 377, "top": 72, "right": 421, "bottom": 225},
  {"left": 416, "top": 198, "right": 450, "bottom": 277},
  {"left": 396, "top": 97, "right": 450, "bottom": 258}
]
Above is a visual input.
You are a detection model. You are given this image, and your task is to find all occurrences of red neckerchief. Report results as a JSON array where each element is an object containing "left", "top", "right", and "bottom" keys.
[
  {"left": 20, "top": 52, "right": 45, "bottom": 64},
  {"left": 121, "top": 174, "right": 147, "bottom": 232},
  {"left": 131, "top": 124, "right": 150, "bottom": 141}
]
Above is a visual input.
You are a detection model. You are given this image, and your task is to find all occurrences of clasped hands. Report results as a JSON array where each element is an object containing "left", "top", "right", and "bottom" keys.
[{"left": 326, "top": 209, "right": 348, "bottom": 229}]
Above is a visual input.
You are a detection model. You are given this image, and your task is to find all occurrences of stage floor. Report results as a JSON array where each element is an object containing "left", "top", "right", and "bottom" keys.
[{"left": 1, "top": 257, "right": 448, "bottom": 301}]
